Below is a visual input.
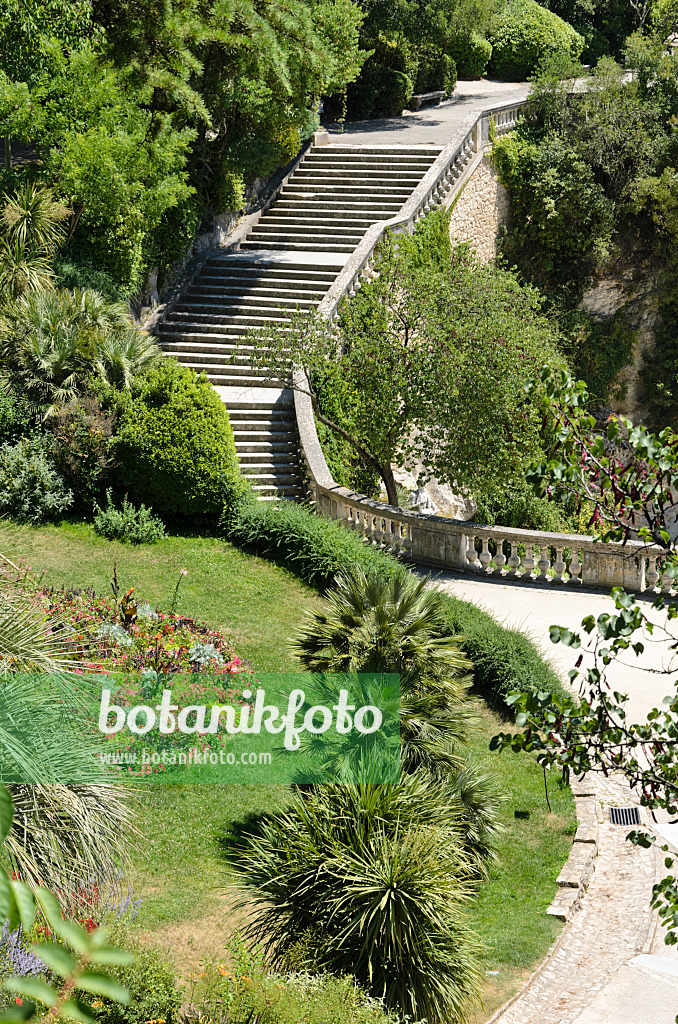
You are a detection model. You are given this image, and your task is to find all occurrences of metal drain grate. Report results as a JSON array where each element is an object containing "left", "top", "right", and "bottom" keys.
[{"left": 609, "top": 806, "right": 641, "bottom": 826}]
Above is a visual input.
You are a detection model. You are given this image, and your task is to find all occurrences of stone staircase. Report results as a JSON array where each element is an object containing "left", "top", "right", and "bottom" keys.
[{"left": 156, "top": 142, "right": 441, "bottom": 499}]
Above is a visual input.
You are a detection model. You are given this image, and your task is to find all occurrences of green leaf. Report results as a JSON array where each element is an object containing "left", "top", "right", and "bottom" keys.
[
  {"left": 0, "top": 1002, "right": 36, "bottom": 1022},
  {"left": 28, "top": 942, "right": 76, "bottom": 978},
  {"left": 10, "top": 881, "right": 35, "bottom": 936},
  {"left": 76, "top": 972, "right": 130, "bottom": 1004},
  {"left": 35, "top": 892, "right": 88, "bottom": 953},
  {"left": 0, "top": 871, "right": 12, "bottom": 927},
  {"left": 0, "top": 787, "right": 14, "bottom": 846},
  {"left": 3, "top": 978, "right": 57, "bottom": 1007},
  {"left": 59, "top": 999, "right": 96, "bottom": 1024}
]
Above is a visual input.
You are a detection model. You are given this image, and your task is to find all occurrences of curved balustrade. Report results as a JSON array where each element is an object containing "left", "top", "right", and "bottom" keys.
[{"left": 291, "top": 98, "right": 670, "bottom": 595}]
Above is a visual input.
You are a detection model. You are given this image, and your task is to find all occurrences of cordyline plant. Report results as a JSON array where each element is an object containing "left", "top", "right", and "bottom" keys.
[{"left": 493, "top": 366, "right": 678, "bottom": 1002}]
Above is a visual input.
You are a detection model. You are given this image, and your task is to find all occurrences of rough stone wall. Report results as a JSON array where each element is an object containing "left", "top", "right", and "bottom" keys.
[{"left": 448, "top": 155, "right": 511, "bottom": 261}]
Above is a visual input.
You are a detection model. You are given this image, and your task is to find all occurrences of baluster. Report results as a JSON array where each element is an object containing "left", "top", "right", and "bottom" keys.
[
  {"left": 373, "top": 515, "right": 383, "bottom": 549},
  {"left": 383, "top": 518, "right": 395, "bottom": 552},
  {"left": 392, "top": 520, "right": 404, "bottom": 556},
  {"left": 465, "top": 534, "right": 481, "bottom": 571},
  {"left": 348, "top": 276, "right": 357, "bottom": 298},
  {"left": 522, "top": 544, "right": 536, "bottom": 577},
  {"left": 647, "top": 555, "right": 660, "bottom": 591},
  {"left": 479, "top": 537, "right": 492, "bottom": 572},
  {"left": 554, "top": 547, "right": 566, "bottom": 582},
  {"left": 401, "top": 522, "right": 412, "bottom": 559},
  {"left": 508, "top": 541, "right": 521, "bottom": 576},
  {"left": 363, "top": 510, "right": 374, "bottom": 545},
  {"left": 538, "top": 545, "right": 550, "bottom": 579},
  {"left": 494, "top": 538, "right": 507, "bottom": 573},
  {"left": 661, "top": 567, "right": 674, "bottom": 594},
  {"left": 569, "top": 549, "right": 581, "bottom": 583}
]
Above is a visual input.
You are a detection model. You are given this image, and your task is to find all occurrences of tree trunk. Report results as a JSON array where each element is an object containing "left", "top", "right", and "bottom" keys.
[
  {"left": 380, "top": 462, "right": 399, "bottom": 507},
  {"left": 4, "top": 137, "right": 10, "bottom": 171}
]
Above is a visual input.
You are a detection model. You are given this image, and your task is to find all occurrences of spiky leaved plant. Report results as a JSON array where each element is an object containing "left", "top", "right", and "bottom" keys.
[{"left": 234, "top": 775, "right": 484, "bottom": 1024}]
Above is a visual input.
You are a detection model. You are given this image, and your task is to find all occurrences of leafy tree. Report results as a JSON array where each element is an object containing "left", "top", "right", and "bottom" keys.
[{"left": 248, "top": 210, "right": 565, "bottom": 506}]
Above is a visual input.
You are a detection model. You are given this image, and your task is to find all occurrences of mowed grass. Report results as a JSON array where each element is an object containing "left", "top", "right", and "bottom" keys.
[
  {"left": 2, "top": 520, "right": 575, "bottom": 1015},
  {"left": 0, "top": 520, "right": 322, "bottom": 671}
]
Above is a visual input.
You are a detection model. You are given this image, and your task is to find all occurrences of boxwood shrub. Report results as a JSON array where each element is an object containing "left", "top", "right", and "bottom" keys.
[
  {"left": 115, "top": 360, "right": 243, "bottom": 519},
  {"left": 488, "top": 0, "right": 583, "bottom": 81},
  {"left": 448, "top": 32, "right": 492, "bottom": 80},
  {"left": 222, "top": 496, "right": 566, "bottom": 709}
]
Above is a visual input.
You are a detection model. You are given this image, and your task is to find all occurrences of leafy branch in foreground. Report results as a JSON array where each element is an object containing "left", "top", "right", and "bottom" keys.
[{"left": 0, "top": 785, "right": 134, "bottom": 1024}]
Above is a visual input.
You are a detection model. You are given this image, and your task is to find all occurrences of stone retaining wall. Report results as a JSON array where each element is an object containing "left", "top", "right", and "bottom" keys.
[{"left": 448, "top": 154, "right": 511, "bottom": 261}]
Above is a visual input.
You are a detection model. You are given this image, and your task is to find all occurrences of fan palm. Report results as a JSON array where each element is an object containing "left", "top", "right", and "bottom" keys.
[
  {"left": 291, "top": 567, "right": 475, "bottom": 778},
  {"left": 0, "top": 287, "right": 158, "bottom": 412}
]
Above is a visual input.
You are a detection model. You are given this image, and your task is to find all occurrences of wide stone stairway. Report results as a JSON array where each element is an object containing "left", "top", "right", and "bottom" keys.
[{"left": 156, "top": 142, "right": 441, "bottom": 499}]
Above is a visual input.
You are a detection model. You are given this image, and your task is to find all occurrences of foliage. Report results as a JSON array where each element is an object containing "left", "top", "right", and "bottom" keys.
[
  {"left": 473, "top": 482, "right": 580, "bottom": 532},
  {"left": 233, "top": 777, "right": 484, "bottom": 1024},
  {"left": 0, "top": 184, "right": 69, "bottom": 301},
  {"left": 221, "top": 495, "right": 407, "bottom": 590},
  {"left": 0, "top": 288, "right": 159, "bottom": 413},
  {"left": 291, "top": 567, "right": 475, "bottom": 780},
  {"left": 89, "top": 929, "right": 180, "bottom": 1024},
  {"left": 538, "top": 0, "right": 634, "bottom": 59},
  {"left": 0, "top": 389, "right": 34, "bottom": 445},
  {"left": 93, "top": 491, "right": 166, "bottom": 545},
  {"left": 344, "top": 63, "right": 413, "bottom": 119},
  {"left": 248, "top": 211, "right": 565, "bottom": 505},
  {"left": 487, "top": 0, "right": 583, "bottom": 81},
  {"left": 186, "top": 952, "right": 403, "bottom": 1024},
  {"left": 46, "top": 398, "right": 117, "bottom": 512},
  {"left": 114, "top": 359, "right": 243, "bottom": 519},
  {"left": 53, "top": 258, "right": 127, "bottom": 304},
  {"left": 448, "top": 31, "right": 492, "bottom": 79},
  {"left": 221, "top": 495, "right": 567, "bottom": 710},
  {"left": 559, "top": 307, "right": 636, "bottom": 406},
  {"left": 0, "top": 435, "right": 73, "bottom": 524}
]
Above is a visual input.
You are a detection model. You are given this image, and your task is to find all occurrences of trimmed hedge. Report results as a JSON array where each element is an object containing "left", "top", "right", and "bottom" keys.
[
  {"left": 222, "top": 497, "right": 566, "bottom": 709},
  {"left": 488, "top": 0, "right": 583, "bottom": 81}
]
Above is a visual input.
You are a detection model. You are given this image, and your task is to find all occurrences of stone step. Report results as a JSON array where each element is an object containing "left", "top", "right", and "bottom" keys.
[
  {"left": 202, "top": 262, "right": 338, "bottom": 281},
  {"left": 291, "top": 170, "right": 425, "bottom": 183},
  {"left": 245, "top": 230, "right": 366, "bottom": 245},
  {"left": 175, "top": 296, "right": 318, "bottom": 313},
  {"left": 234, "top": 441, "right": 298, "bottom": 454},
  {"left": 300, "top": 158, "right": 435, "bottom": 171},
  {"left": 271, "top": 199, "right": 403, "bottom": 214},
  {"left": 186, "top": 280, "right": 331, "bottom": 295},
  {"left": 251, "top": 221, "right": 371, "bottom": 237},
  {"left": 240, "top": 240, "right": 356, "bottom": 253},
  {"left": 233, "top": 427, "right": 297, "bottom": 442},
  {"left": 262, "top": 212, "right": 379, "bottom": 228},
  {"left": 282, "top": 183, "right": 416, "bottom": 197}
]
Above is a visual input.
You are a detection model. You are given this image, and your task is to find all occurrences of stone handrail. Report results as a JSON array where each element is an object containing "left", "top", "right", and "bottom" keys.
[
  {"left": 317, "top": 99, "right": 523, "bottom": 322},
  {"left": 294, "top": 98, "right": 670, "bottom": 594}
]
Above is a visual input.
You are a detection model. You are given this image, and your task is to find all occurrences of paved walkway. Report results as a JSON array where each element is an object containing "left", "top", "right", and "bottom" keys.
[
  {"left": 429, "top": 571, "right": 678, "bottom": 1024},
  {"left": 325, "top": 79, "right": 529, "bottom": 147}
]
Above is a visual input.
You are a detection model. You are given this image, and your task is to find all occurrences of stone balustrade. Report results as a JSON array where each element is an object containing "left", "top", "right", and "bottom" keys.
[{"left": 292, "top": 98, "right": 668, "bottom": 595}]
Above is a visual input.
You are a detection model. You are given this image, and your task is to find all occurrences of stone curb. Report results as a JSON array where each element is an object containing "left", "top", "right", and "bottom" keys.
[{"left": 545, "top": 778, "right": 599, "bottom": 923}]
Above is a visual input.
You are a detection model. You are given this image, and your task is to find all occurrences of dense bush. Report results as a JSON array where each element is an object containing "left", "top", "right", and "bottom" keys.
[
  {"left": 413, "top": 47, "right": 456, "bottom": 94},
  {"left": 0, "top": 435, "right": 73, "bottom": 523},
  {"left": 474, "top": 483, "right": 579, "bottom": 533},
  {"left": 46, "top": 397, "right": 117, "bottom": 511},
  {"left": 116, "top": 359, "right": 243, "bottom": 518},
  {"left": 93, "top": 489, "right": 166, "bottom": 544},
  {"left": 0, "top": 390, "right": 34, "bottom": 445},
  {"left": 488, "top": 0, "right": 584, "bottom": 81},
  {"left": 448, "top": 32, "right": 492, "bottom": 79},
  {"left": 345, "top": 60, "right": 413, "bottom": 118},
  {"left": 222, "top": 497, "right": 567, "bottom": 708},
  {"left": 92, "top": 931, "right": 181, "bottom": 1024}
]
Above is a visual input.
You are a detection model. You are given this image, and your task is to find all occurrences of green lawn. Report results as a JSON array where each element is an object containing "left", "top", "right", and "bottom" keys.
[
  {"left": 0, "top": 520, "right": 322, "bottom": 671},
  {"left": 2, "top": 520, "right": 575, "bottom": 1019}
]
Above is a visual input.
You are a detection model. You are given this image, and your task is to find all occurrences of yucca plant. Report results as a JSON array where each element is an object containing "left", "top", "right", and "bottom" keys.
[
  {"left": 0, "top": 184, "right": 69, "bottom": 301},
  {"left": 234, "top": 776, "right": 484, "bottom": 1024}
]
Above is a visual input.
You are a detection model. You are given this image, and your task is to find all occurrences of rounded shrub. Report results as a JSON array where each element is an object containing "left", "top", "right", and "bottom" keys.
[
  {"left": 0, "top": 435, "right": 73, "bottom": 523},
  {"left": 448, "top": 32, "right": 492, "bottom": 80},
  {"left": 488, "top": 0, "right": 583, "bottom": 81},
  {"left": 413, "top": 46, "right": 457, "bottom": 93},
  {"left": 346, "top": 61, "right": 413, "bottom": 119},
  {"left": 116, "top": 359, "right": 243, "bottom": 518}
]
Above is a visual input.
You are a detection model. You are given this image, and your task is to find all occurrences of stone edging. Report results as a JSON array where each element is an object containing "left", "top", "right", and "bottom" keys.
[{"left": 546, "top": 774, "right": 599, "bottom": 922}]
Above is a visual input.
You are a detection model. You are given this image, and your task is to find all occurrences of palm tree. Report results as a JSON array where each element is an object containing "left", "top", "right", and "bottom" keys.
[
  {"left": 0, "top": 184, "right": 69, "bottom": 301},
  {"left": 0, "top": 287, "right": 159, "bottom": 411},
  {"left": 291, "top": 567, "right": 475, "bottom": 778}
]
